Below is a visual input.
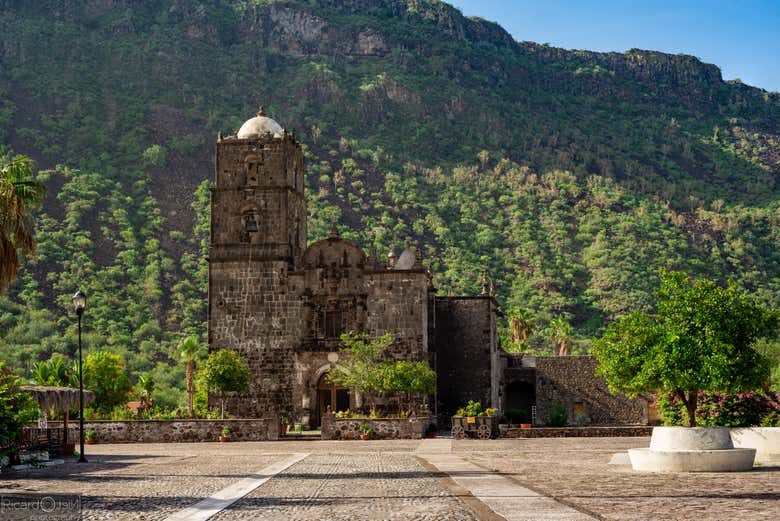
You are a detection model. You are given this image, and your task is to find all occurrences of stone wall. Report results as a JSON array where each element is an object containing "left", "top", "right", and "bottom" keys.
[
  {"left": 365, "top": 270, "right": 429, "bottom": 360},
  {"left": 208, "top": 260, "right": 303, "bottom": 418},
  {"left": 321, "top": 414, "right": 432, "bottom": 440},
  {"left": 66, "top": 419, "right": 278, "bottom": 443},
  {"left": 499, "top": 425, "right": 652, "bottom": 438},
  {"left": 534, "top": 356, "right": 648, "bottom": 425},
  {"left": 434, "top": 297, "right": 498, "bottom": 420}
]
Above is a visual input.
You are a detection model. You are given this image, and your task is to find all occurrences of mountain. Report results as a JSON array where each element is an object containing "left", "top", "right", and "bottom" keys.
[{"left": 1, "top": 0, "right": 779, "bottom": 399}]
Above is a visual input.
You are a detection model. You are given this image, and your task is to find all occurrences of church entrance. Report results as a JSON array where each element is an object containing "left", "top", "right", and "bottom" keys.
[{"left": 315, "top": 372, "right": 349, "bottom": 428}]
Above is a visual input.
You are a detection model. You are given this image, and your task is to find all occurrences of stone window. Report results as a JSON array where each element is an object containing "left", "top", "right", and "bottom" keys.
[
  {"left": 324, "top": 309, "right": 344, "bottom": 338},
  {"left": 244, "top": 154, "right": 263, "bottom": 187}
]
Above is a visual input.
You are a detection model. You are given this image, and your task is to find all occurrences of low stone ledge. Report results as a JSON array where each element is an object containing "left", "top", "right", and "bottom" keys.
[
  {"left": 628, "top": 447, "right": 756, "bottom": 472},
  {"left": 501, "top": 425, "right": 653, "bottom": 438},
  {"left": 321, "top": 415, "right": 432, "bottom": 440},
  {"left": 63, "top": 419, "right": 279, "bottom": 443},
  {"left": 730, "top": 427, "right": 780, "bottom": 462}
]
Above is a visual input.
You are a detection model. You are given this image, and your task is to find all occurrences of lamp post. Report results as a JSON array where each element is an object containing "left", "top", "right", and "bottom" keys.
[{"left": 72, "top": 290, "right": 87, "bottom": 463}]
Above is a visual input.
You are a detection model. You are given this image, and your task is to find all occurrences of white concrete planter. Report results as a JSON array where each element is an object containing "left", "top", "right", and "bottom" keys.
[
  {"left": 730, "top": 427, "right": 780, "bottom": 462},
  {"left": 628, "top": 426, "right": 756, "bottom": 472}
]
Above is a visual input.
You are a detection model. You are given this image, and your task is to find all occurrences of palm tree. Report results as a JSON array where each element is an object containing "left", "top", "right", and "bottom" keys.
[
  {"left": 178, "top": 335, "right": 202, "bottom": 418},
  {"left": 550, "top": 316, "right": 574, "bottom": 356},
  {"left": 0, "top": 154, "right": 44, "bottom": 292},
  {"left": 33, "top": 355, "right": 77, "bottom": 387}
]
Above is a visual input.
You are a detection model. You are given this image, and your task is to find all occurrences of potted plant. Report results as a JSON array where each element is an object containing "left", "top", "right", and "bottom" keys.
[
  {"left": 85, "top": 429, "right": 97, "bottom": 445},
  {"left": 359, "top": 421, "right": 376, "bottom": 440},
  {"left": 507, "top": 408, "right": 530, "bottom": 428},
  {"left": 592, "top": 271, "right": 779, "bottom": 472},
  {"left": 280, "top": 416, "right": 289, "bottom": 435},
  {"left": 219, "top": 426, "right": 231, "bottom": 442}
]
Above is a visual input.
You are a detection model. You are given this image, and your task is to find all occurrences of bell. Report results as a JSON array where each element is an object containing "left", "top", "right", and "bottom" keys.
[{"left": 245, "top": 216, "right": 258, "bottom": 233}]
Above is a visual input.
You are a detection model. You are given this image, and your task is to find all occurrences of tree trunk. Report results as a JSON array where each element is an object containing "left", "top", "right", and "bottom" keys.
[
  {"left": 221, "top": 397, "right": 225, "bottom": 420},
  {"left": 682, "top": 389, "right": 698, "bottom": 427},
  {"left": 186, "top": 360, "right": 194, "bottom": 418},
  {"left": 63, "top": 409, "right": 69, "bottom": 446}
]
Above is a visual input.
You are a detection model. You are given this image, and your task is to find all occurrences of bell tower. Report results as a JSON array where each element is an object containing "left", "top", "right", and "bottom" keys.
[
  {"left": 210, "top": 106, "right": 306, "bottom": 266},
  {"left": 208, "top": 107, "right": 306, "bottom": 419}
]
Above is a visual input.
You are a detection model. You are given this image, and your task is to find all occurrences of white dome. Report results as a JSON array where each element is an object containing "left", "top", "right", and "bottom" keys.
[{"left": 237, "top": 107, "right": 284, "bottom": 139}]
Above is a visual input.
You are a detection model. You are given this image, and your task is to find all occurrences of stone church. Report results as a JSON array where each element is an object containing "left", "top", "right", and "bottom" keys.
[{"left": 208, "top": 108, "right": 503, "bottom": 428}]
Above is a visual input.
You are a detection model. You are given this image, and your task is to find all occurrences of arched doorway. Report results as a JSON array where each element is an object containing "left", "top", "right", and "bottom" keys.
[{"left": 315, "top": 372, "right": 349, "bottom": 428}]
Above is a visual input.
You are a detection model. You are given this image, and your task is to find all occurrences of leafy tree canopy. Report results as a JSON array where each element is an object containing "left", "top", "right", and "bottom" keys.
[
  {"left": 200, "top": 349, "right": 252, "bottom": 395},
  {"left": 0, "top": 362, "right": 39, "bottom": 454},
  {"left": 330, "top": 331, "right": 435, "bottom": 414},
  {"left": 200, "top": 349, "right": 252, "bottom": 418},
  {"left": 592, "top": 270, "right": 779, "bottom": 426},
  {"left": 83, "top": 351, "right": 133, "bottom": 412}
]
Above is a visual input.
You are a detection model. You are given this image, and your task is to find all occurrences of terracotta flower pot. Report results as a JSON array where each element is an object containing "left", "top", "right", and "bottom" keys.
[
  {"left": 520, "top": 423, "right": 532, "bottom": 429},
  {"left": 60, "top": 443, "right": 76, "bottom": 455},
  {"left": 86, "top": 439, "right": 96, "bottom": 445},
  {"left": 218, "top": 435, "right": 230, "bottom": 443},
  {"left": 359, "top": 433, "right": 372, "bottom": 440}
]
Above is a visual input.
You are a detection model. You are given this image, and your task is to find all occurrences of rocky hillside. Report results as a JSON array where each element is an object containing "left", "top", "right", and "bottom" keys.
[{"left": 1, "top": 0, "right": 779, "bottom": 396}]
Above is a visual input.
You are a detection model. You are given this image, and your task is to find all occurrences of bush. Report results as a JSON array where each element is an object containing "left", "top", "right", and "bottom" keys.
[
  {"left": 506, "top": 408, "right": 529, "bottom": 423},
  {"left": 0, "top": 363, "right": 39, "bottom": 458},
  {"left": 657, "top": 389, "right": 780, "bottom": 427},
  {"left": 546, "top": 404, "right": 568, "bottom": 427},
  {"left": 761, "top": 411, "right": 780, "bottom": 427}
]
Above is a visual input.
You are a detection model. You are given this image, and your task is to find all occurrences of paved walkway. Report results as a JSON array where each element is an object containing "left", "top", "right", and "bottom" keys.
[
  {"left": 2, "top": 438, "right": 778, "bottom": 520},
  {"left": 420, "top": 453, "right": 595, "bottom": 521},
  {"left": 211, "top": 452, "right": 478, "bottom": 520},
  {"left": 164, "top": 453, "right": 308, "bottom": 521}
]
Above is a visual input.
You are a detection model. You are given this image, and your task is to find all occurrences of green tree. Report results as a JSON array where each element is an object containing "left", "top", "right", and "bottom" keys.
[
  {"left": 549, "top": 316, "right": 574, "bottom": 356},
  {"left": 0, "top": 362, "right": 39, "bottom": 459},
  {"left": 136, "top": 373, "right": 155, "bottom": 411},
  {"left": 592, "top": 271, "right": 779, "bottom": 427},
  {"left": 328, "top": 331, "right": 394, "bottom": 413},
  {"left": 33, "top": 354, "right": 77, "bottom": 387},
  {"left": 142, "top": 144, "right": 167, "bottom": 167},
  {"left": 380, "top": 360, "right": 436, "bottom": 415},
  {"left": 83, "top": 351, "right": 133, "bottom": 412},
  {"left": 201, "top": 350, "right": 252, "bottom": 419},
  {"left": 178, "top": 335, "right": 203, "bottom": 418},
  {"left": 0, "top": 153, "right": 44, "bottom": 292}
]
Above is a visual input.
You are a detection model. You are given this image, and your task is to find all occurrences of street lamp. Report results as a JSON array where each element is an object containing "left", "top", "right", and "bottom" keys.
[{"left": 72, "top": 290, "right": 87, "bottom": 463}]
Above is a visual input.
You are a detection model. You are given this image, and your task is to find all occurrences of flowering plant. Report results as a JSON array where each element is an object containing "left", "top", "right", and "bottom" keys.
[{"left": 656, "top": 389, "right": 780, "bottom": 427}]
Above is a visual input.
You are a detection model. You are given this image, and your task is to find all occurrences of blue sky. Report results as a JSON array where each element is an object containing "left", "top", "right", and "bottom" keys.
[{"left": 448, "top": 0, "right": 780, "bottom": 92}]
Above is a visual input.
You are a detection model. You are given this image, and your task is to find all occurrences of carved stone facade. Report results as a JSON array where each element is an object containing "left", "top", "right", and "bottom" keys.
[{"left": 208, "top": 110, "right": 501, "bottom": 427}]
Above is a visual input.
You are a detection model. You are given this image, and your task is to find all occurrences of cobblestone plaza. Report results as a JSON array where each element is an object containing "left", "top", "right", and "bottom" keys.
[{"left": 1, "top": 437, "right": 778, "bottom": 520}]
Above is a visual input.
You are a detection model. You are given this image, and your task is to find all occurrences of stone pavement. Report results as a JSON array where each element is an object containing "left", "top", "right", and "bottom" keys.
[
  {"left": 1, "top": 437, "right": 778, "bottom": 520},
  {"left": 421, "top": 453, "right": 595, "bottom": 521}
]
